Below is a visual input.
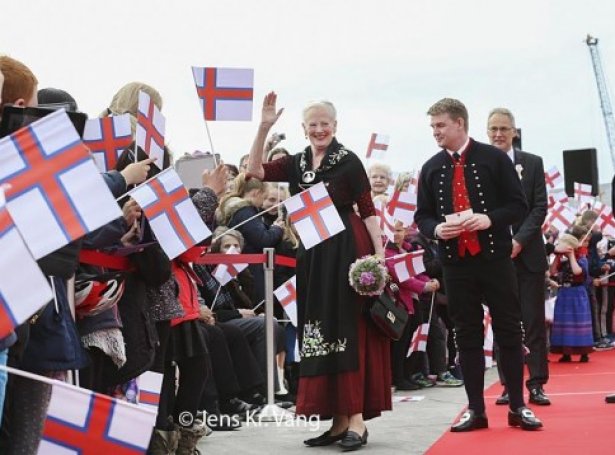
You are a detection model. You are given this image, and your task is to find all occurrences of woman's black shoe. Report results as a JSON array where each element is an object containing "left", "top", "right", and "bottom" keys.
[
  {"left": 303, "top": 429, "right": 347, "bottom": 447},
  {"left": 339, "top": 428, "right": 368, "bottom": 452}
]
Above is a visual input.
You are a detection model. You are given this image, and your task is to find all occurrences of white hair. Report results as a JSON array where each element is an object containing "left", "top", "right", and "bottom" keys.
[{"left": 302, "top": 100, "right": 337, "bottom": 122}]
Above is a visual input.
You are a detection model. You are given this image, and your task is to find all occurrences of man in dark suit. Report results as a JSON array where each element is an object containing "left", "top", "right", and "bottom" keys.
[
  {"left": 487, "top": 108, "right": 551, "bottom": 407},
  {"left": 415, "top": 98, "right": 543, "bottom": 432}
]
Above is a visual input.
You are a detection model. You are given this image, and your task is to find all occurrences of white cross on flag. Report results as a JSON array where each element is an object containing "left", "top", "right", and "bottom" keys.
[
  {"left": 0, "top": 190, "right": 53, "bottom": 339},
  {"left": 544, "top": 166, "right": 564, "bottom": 190},
  {"left": 483, "top": 306, "right": 494, "bottom": 368},
  {"left": 387, "top": 189, "right": 417, "bottom": 226},
  {"left": 137, "top": 371, "right": 163, "bottom": 411},
  {"left": 574, "top": 182, "right": 593, "bottom": 205},
  {"left": 128, "top": 168, "right": 211, "bottom": 259},
  {"left": 366, "top": 133, "right": 389, "bottom": 160},
  {"left": 39, "top": 378, "right": 156, "bottom": 454},
  {"left": 391, "top": 250, "right": 426, "bottom": 283},
  {"left": 598, "top": 206, "right": 615, "bottom": 237},
  {"left": 192, "top": 67, "right": 254, "bottom": 121},
  {"left": 407, "top": 323, "right": 429, "bottom": 357},
  {"left": 136, "top": 91, "right": 165, "bottom": 167},
  {"left": 212, "top": 245, "right": 248, "bottom": 285},
  {"left": 0, "top": 109, "right": 123, "bottom": 259},
  {"left": 83, "top": 114, "right": 133, "bottom": 172},
  {"left": 374, "top": 199, "right": 395, "bottom": 242},
  {"left": 274, "top": 275, "right": 298, "bottom": 327},
  {"left": 284, "top": 182, "right": 345, "bottom": 250},
  {"left": 542, "top": 201, "right": 575, "bottom": 234},
  {"left": 547, "top": 189, "right": 568, "bottom": 209}
]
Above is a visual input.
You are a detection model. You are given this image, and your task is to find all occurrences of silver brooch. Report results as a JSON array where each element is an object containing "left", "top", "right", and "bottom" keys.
[{"left": 302, "top": 171, "right": 316, "bottom": 183}]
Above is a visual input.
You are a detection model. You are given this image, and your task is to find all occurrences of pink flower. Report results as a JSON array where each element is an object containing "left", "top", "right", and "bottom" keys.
[{"left": 360, "top": 272, "right": 376, "bottom": 286}]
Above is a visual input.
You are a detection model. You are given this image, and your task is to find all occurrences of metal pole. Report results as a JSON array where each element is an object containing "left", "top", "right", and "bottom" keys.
[{"left": 257, "top": 248, "right": 293, "bottom": 422}]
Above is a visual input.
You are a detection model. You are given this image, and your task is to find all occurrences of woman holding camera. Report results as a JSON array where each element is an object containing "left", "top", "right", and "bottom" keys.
[{"left": 247, "top": 92, "right": 391, "bottom": 451}]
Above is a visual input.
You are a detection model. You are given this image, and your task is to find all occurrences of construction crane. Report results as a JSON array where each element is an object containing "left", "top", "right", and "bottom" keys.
[{"left": 586, "top": 34, "right": 615, "bottom": 170}]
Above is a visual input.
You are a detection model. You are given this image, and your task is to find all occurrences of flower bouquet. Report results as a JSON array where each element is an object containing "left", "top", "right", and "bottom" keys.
[{"left": 348, "top": 255, "right": 389, "bottom": 296}]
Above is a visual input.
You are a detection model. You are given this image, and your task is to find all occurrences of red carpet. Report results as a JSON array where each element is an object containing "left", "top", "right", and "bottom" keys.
[{"left": 426, "top": 349, "right": 615, "bottom": 455}]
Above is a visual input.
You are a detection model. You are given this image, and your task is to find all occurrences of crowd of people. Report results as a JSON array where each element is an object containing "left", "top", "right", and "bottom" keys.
[{"left": 0, "top": 54, "right": 614, "bottom": 455}]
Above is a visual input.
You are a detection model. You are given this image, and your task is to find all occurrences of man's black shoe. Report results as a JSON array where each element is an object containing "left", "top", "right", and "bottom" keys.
[
  {"left": 508, "top": 406, "right": 543, "bottom": 430},
  {"left": 394, "top": 379, "right": 421, "bottom": 391},
  {"left": 303, "top": 429, "right": 347, "bottom": 447},
  {"left": 495, "top": 390, "right": 509, "bottom": 405},
  {"left": 606, "top": 394, "right": 615, "bottom": 403},
  {"left": 529, "top": 387, "right": 551, "bottom": 405},
  {"left": 450, "top": 410, "right": 488, "bottom": 432}
]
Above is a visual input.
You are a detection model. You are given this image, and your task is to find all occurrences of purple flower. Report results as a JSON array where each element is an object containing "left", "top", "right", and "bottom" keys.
[{"left": 360, "top": 272, "right": 376, "bottom": 286}]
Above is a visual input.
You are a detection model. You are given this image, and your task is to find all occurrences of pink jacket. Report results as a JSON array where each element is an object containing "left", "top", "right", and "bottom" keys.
[{"left": 385, "top": 241, "right": 430, "bottom": 314}]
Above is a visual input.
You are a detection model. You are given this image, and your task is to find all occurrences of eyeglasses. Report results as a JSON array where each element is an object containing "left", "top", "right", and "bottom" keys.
[{"left": 488, "top": 126, "right": 514, "bottom": 134}]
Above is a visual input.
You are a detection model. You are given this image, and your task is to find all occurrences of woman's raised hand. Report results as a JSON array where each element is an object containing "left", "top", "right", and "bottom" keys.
[{"left": 261, "top": 91, "right": 284, "bottom": 127}]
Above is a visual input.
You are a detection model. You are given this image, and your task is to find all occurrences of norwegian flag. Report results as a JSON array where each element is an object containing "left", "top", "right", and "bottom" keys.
[
  {"left": 212, "top": 245, "right": 248, "bottom": 285},
  {"left": 574, "top": 182, "right": 593, "bottom": 205},
  {"left": 0, "top": 191, "right": 53, "bottom": 338},
  {"left": 128, "top": 168, "right": 211, "bottom": 260},
  {"left": 374, "top": 199, "right": 395, "bottom": 242},
  {"left": 137, "top": 371, "right": 163, "bottom": 411},
  {"left": 597, "top": 206, "right": 615, "bottom": 237},
  {"left": 284, "top": 182, "right": 345, "bottom": 250},
  {"left": 544, "top": 166, "right": 564, "bottom": 190},
  {"left": 136, "top": 91, "right": 165, "bottom": 167},
  {"left": 407, "top": 323, "right": 429, "bottom": 356},
  {"left": 387, "top": 189, "right": 417, "bottom": 226},
  {"left": 483, "top": 306, "right": 494, "bottom": 368},
  {"left": 39, "top": 380, "right": 156, "bottom": 454},
  {"left": 390, "top": 250, "right": 426, "bottom": 283},
  {"left": 0, "top": 109, "right": 123, "bottom": 259},
  {"left": 192, "top": 67, "right": 254, "bottom": 121},
  {"left": 542, "top": 201, "right": 575, "bottom": 234},
  {"left": 366, "top": 133, "right": 389, "bottom": 160},
  {"left": 274, "top": 275, "right": 298, "bottom": 327},
  {"left": 547, "top": 189, "right": 569, "bottom": 209},
  {"left": 83, "top": 115, "right": 133, "bottom": 172}
]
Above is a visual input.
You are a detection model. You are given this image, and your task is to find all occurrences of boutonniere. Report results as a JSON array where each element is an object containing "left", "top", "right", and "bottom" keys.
[{"left": 515, "top": 164, "right": 523, "bottom": 179}]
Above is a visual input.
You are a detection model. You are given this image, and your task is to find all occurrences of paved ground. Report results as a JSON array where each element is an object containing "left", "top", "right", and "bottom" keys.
[{"left": 199, "top": 368, "right": 499, "bottom": 454}]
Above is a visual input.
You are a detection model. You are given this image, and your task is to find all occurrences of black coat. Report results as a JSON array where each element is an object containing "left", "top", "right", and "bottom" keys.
[
  {"left": 415, "top": 139, "right": 528, "bottom": 265},
  {"left": 511, "top": 150, "right": 549, "bottom": 273}
]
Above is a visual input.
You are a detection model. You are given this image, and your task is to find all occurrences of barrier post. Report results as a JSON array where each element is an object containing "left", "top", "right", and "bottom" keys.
[{"left": 257, "top": 248, "right": 293, "bottom": 422}]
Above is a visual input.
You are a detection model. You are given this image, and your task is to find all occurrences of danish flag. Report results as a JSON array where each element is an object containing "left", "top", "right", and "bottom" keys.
[
  {"left": 137, "top": 371, "right": 163, "bottom": 411},
  {"left": 128, "top": 168, "right": 211, "bottom": 260},
  {"left": 407, "top": 323, "right": 429, "bottom": 356},
  {"left": 284, "top": 182, "right": 345, "bottom": 250},
  {"left": 598, "top": 206, "right": 615, "bottom": 237},
  {"left": 389, "top": 250, "right": 426, "bottom": 283},
  {"left": 544, "top": 166, "right": 564, "bottom": 190},
  {"left": 274, "top": 275, "right": 298, "bottom": 327},
  {"left": 547, "top": 189, "right": 568, "bottom": 209},
  {"left": 136, "top": 91, "right": 165, "bottom": 167},
  {"left": 40, "top": 380, "right": 156, "bottom": 454},
  {"left": 374, "top": 199, "right": 395, "bottom": 242},
  {"left": 0, "top": 190, "right": 53, "bottom": 339},
  {"left": 574, "top": 182, "right": 593, "bottom": 205},
  {"left": 0, "top": 109, "right": 122, "bottom": 259},
  {"left": 212, "top": 246, "right": 248, "bottom": 285},
  {"left": 192, "top": 67, "right": 254, "bottom": 121},
  {"left": 483, "top": 306, "right": 494, "bottom": 368},
  {"left": 366, "top": 133, "right": 389, "bottom": 160},
  {"left": 83, "top": 114, "right": 133, "bottom": 172},
  {"left": 387, "top": 189, "right": 417, "bottom": 226},
  {"left": 542, "top": 201, "right": 575, "bottom": 234}
]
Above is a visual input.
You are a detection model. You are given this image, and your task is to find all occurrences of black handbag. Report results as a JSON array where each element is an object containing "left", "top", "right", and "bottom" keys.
[{"left": 369, "top": 286, "right": 409, "bottom": 340}]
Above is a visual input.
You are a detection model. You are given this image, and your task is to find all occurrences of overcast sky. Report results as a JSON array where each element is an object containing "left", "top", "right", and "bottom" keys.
[{"left": 3, "top": 0, "right": 615, "bottom": 184}]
